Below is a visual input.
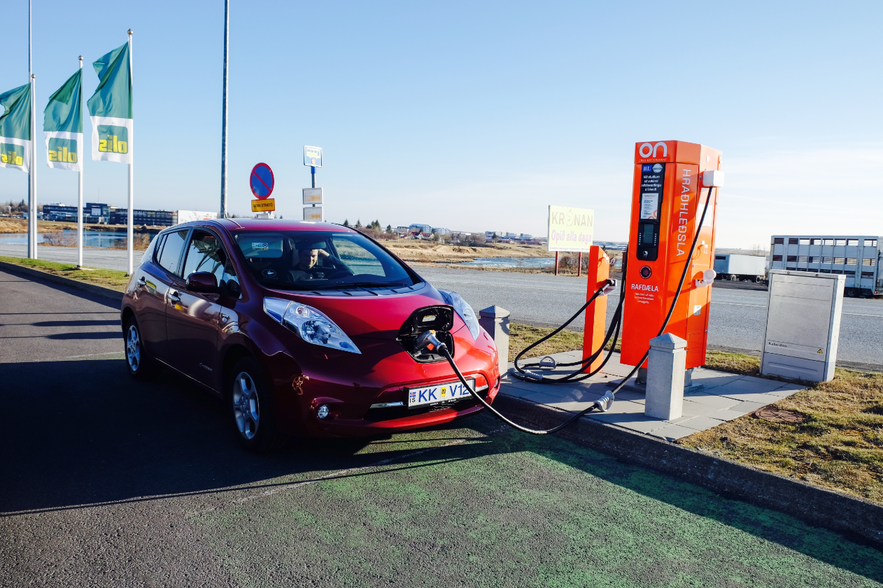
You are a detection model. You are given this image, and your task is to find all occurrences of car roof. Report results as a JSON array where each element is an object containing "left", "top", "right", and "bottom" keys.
[{"left": 172, "top": 218, "right": 355, "bottom": 235}]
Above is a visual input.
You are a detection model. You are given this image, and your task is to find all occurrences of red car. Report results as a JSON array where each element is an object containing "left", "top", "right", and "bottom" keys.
[{"left": 121, "top": 219, "right": 500, "bottom": 451}]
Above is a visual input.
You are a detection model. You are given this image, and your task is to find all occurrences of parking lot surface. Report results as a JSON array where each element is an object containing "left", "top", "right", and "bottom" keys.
[{"left": 2, "top": 269, "right": 882, "bottom": 587}]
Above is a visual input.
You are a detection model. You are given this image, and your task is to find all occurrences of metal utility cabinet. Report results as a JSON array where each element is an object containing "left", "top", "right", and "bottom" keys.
[
  {"left": 769, "top": 235, "right": 882, "bottom": 297},
  {"left": 761, "top": 270, "right": 845, "bottom": 382}
]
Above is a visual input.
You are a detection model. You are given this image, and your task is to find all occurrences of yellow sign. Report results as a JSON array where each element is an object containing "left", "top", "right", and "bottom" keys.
[
  {"left": 547, "top": 205, "right": 594, "bottom": 253},
  {"left": 252, "top": 198, "right": 276, "bottom": 212}
]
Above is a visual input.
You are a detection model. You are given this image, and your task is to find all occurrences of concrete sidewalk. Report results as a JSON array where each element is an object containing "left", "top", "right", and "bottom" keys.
[{"left": 500, "top": 349, "right": 804, "bottom": 440}]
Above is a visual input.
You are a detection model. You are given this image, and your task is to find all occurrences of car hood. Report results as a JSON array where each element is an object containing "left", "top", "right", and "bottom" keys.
[{"left": 274, "top": 283, "right": 463, "bottom": 341}]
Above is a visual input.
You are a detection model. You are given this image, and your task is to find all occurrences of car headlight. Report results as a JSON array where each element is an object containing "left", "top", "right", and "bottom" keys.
[
  {"left": 263, "top": 298, "right": 361, "bottom": 354},
  {"left": 439, "top": 290, "right": 480, "bottom": 341}
]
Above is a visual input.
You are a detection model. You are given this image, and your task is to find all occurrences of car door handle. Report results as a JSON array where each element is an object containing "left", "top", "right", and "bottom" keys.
[
  {"left": 169, "top": 290, "right": 181, "bottom": 303},
  {"left": 137, "top": 276, "right": 146, "bottom": 287}
]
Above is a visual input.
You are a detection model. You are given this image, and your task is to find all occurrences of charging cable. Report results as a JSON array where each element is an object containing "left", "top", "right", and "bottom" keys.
[{"left": 423, "top": 186, "right": 716, "bottom": 435}]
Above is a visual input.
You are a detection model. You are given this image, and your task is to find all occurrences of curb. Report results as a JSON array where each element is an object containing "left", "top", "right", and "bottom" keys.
[
  {"left": 0, "top": 261, "right": 124, "bottom": 304},
  {"left": 493, "top": 394, "right": 883, "bottom": 549}
]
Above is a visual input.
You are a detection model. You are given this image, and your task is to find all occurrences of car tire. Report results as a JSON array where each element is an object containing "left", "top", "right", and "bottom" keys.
[
  {"left": 229, "top": 357, "right": 285, "bottom": 452},
  {"left": 124, "top": 316, "right": 156, "bottom": 380}
]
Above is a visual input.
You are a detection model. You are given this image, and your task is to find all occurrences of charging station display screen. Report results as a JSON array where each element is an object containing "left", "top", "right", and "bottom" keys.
[
  {"left": 636, "top": 163, "right": 665, "bottom": 261},
  {"left": 640, "top": 163, "right": 665, "bottom": 219}
]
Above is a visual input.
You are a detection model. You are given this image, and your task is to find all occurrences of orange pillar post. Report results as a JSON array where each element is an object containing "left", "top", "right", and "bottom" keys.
[{"left": 582, "top": 245, "right": 610, "bottom": 373}]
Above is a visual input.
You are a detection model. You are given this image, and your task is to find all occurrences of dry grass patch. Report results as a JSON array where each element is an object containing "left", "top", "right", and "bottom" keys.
[
  {"left": 678, "top": 369, "right": 883, "bottom": 502},
  {"left": 703, "top": 350, "right": 761, "bottom": 375},
  {"left": 508, "top": 323, "right": 586, "bottom": 362}
]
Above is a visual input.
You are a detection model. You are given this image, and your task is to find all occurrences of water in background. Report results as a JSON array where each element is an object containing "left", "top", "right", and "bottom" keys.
[
  {"left": 451, "top": 257, "right": 555, "bottom": 269},
  {"left": 0, "top": 229, "right": 129, "bottom": 247}
]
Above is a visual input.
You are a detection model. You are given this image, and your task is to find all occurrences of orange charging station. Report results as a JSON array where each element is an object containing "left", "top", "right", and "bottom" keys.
[{"left": 620, "top": 140, "right": 723, "bottom": 369}]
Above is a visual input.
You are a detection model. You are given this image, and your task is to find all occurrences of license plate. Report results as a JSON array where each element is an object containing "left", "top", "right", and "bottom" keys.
[{"left": 408, "top": 379, "right": 475, "bottom": 408}]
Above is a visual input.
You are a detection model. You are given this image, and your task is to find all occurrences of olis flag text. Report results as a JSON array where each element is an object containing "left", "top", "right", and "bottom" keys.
[
  {"left": 44, "top": 69, "right": 83, "bottom": 171},
  {"left": 87, "top": 42, "right": 132, "bottom": 164},
  {"left": 0, "top": 83, "right": 33, "bottom": 173}
]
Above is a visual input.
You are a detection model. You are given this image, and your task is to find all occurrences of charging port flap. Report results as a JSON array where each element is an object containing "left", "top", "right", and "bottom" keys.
[{"left": 397, "top": 305, "right": 455, "bottom": 363}]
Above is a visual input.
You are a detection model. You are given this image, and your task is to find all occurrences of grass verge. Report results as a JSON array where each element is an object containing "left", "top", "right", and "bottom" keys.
[
  {"left": 679, "top": 369, "right": 883, "bottom": 503},
  {"left": 0, "top": 256, "right": 131, "bottom": 291}
]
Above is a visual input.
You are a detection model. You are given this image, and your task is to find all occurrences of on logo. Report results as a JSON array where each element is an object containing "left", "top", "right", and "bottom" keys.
[{"left": 639, "top": 142, "right": 668, "bottom": 159}]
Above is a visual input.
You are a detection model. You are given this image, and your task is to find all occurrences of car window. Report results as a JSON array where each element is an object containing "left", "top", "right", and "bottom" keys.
[
  {"left": 181, "top": 229, "right": 241, "bottom": 297},
  {"left": 335, "top": 239, "right": 385, "bottom": 276},
  {"left": 157, "top": 229, "right": 189, "bottom": 276},
  {"left": 233, "top": 230, "right": 418, "bottom": 291}
]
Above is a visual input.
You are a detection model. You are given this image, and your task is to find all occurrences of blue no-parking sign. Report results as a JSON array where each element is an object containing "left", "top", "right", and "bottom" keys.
[{"left": 250, "top": 163, "right": 275, "bottom": 200}]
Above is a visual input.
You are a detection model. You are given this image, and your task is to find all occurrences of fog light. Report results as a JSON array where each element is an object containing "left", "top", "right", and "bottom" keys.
[{"left": 317, "top": 404, "right": 330, "bottom": 420}]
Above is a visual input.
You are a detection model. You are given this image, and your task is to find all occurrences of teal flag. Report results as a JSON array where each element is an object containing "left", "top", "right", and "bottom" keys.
[
  {"left": 44, "top": 69, "right": 83, "bottom": 171},
  {"left": 0, "top": 83, "right": 32, "bottom": 173},
  {"left": 87, "top": 41, "right": 133, "bottom": 163}
]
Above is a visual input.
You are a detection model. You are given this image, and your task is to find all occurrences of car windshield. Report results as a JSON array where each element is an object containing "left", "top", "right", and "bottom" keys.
[{"left": 233, "top": 230, "right": 420, "bottom": 291}]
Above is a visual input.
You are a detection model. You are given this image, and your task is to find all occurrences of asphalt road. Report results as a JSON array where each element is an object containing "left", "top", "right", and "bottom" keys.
[
  {"left": 2, "top": 243, "right": 881, "bottom": 368},
  {"left": 416, "top": 266, "right": 883, "bottom": 369},
  {"left": 2, "top": 268, "right": 883, "bottom": 587}
]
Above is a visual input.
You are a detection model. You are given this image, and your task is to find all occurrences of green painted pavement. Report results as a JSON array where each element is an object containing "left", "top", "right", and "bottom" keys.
[{"left": 193, "top": 415, "right": 883, "bottom": 587}]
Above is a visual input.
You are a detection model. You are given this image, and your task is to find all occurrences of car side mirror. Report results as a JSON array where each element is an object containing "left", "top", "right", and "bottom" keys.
[{"left": 186, "top": 272, "right": 220, "bottom": 293}]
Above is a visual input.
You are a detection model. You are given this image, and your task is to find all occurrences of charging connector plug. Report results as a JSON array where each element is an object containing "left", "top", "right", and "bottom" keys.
[
  {"left": 510, "top": 369, "right": 544, "bottom": 382},
  {"left": 414, "top": 330, "right": 447, "bottom": 354}
]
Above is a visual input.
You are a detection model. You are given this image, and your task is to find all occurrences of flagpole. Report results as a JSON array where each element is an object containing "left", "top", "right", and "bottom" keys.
[
  {"left": 29, "top": 73, "right": 37, "bottom": 260},
  {"left": 27, "top": 0, "right": 37, "bottom": 259},
  {"left": 77, "top": 56, "right": 84, "bottom": 269},
  {"left": 220, "top": 0, "right": 230, "bottom": 219},
  {"left": 127, "top": 29, "right": 134, "bottom": 276}
]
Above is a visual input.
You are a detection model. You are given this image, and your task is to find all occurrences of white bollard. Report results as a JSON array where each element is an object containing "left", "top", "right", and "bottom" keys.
[
  {"left": 479, "top": 305, "right": 510, "bottom": 378},
  {"left": 645, "top": 333, "right": 687, "bottom": 420}
]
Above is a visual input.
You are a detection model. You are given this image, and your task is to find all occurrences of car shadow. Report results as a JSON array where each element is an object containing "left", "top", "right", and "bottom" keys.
[{"left": 0, "top": 358, "right": 494, "bottom": 516}]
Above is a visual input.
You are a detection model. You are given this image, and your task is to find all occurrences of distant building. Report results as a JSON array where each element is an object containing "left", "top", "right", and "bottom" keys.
[
  {"left": 109, "top": 209, "right": 218, "bottom": 227},
  {"left": 408, "top": 223, "right": 432, "bottom": 238},
  {"left": 43, "top": 202, "right": 112, "bottom": 224},
  {"left": 450, "top": 231, "right": 484, "bottom": 244},
  {"left": 110, "top": 208, "right": 176, "bottom": 226}
]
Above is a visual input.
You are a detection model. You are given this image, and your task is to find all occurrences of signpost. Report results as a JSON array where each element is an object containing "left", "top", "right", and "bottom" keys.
[
  {"left": 303, "top": 187, "right": 322, "bottom": 204},
  {"left": 250, "top": 162, "right": 274, "bottom": 199},
  {"left": 303, "top": 207, "right": 323, "bottom": 221},
  {"left": 303, "top": 147, "right": 323, "bottom": 220},
  {"left": 252, "top": 198, "right": 275, "bottom": 212},
  {"left": 250, "top": 162, "right": 275, "bottom": 216}
]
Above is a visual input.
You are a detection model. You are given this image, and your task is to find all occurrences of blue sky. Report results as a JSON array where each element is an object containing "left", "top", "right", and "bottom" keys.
[{"left": 1, "top": 0, "right": 881, "bottom": 249}]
